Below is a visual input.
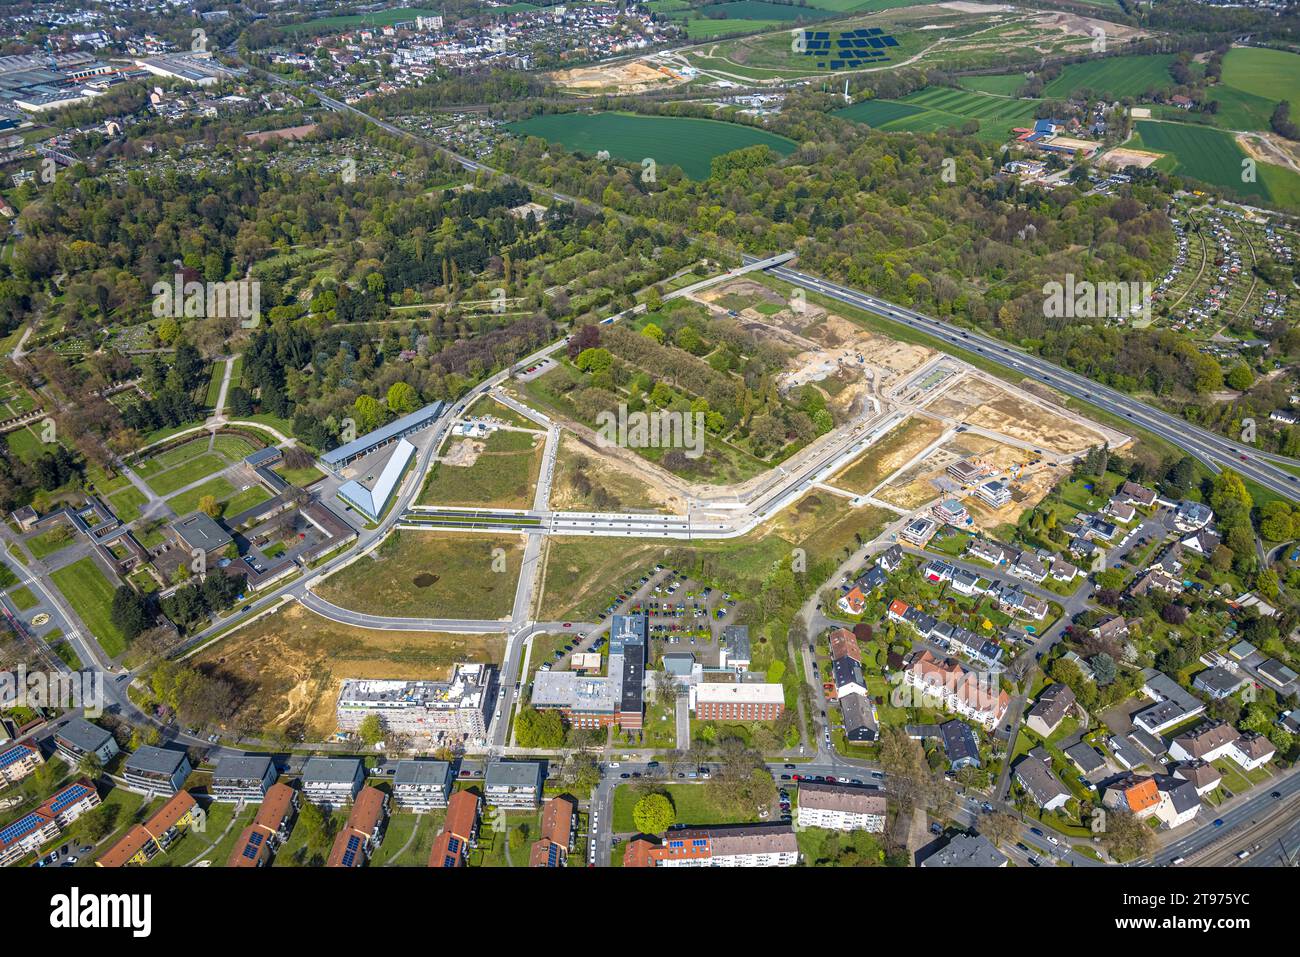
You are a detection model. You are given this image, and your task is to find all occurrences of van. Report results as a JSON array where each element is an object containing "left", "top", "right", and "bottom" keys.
[
  {"left": 1171, "top": 856, "right": 1185, "bottom": 865},
  {"left": 1236, "top": 850, "right": 1251, "bottom": 860}
]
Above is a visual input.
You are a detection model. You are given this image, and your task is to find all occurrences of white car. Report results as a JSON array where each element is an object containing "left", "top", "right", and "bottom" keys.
[{"left": 1046, "top": 835, "right": 1060, "bottom": 846}]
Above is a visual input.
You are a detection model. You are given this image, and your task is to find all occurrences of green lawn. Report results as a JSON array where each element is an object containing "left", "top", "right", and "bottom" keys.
[
  {"left": 51, "top": 556, "right": 128, "bottom": 656},
  {"left": 7, "top": 585, "right": 38, "bottom": 611},
  {"left": 107, "top": 486, "right": 148, "bottom": 523},
  {"left": 145, "top": 453, "right": 229, "bottom": 496},
  {"left": 167, "top": 476, "right": 238, "bottom": 516},
  {"left": 610, "top": 782, "right": 757, "bottom": 833},
  {"left": 27, "top": 524, "right": 74, "bottom": 559}
]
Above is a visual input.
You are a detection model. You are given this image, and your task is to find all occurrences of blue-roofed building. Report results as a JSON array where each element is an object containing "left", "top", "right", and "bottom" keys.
[
  {"left": 336, "top": 437, "right": 417, "bottom": 522},
  {"left": 320, "top": 400, "right": 445, "bottom": 470},
  {"left": 0, "top": 740, "right": 43, "bottom": 788},
  {"left": 0, "top": 779, "right": 100, "bottom": 866}
]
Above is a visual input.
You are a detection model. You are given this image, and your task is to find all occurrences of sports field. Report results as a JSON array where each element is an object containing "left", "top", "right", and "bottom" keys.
[
  {"left": 836, "top": 86, "right": 1037, "bottom": 142},
  {"left": 1040, "top": 54, "right": 1176, "bottom": 99},
  {"left": 505, "top": 112, "right": 796, "bottom": 179}
]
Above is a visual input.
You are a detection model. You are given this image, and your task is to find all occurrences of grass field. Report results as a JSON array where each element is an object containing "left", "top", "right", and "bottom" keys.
[
  {"left": 167, "top": 476, "right": 238, "bottom": 516},
  {"left": 7, "top": 586, "right": 37, "bottom": 611},
  {"left": 419, "top": 428, "right": 544, "bottom": 509},
  {"left": 836, "top": 86, "right": 1037, "bottom": 142},
  {"left": 1040, "top": 54, "right": 1176, "bottom": 100},
  {"left": 194, "top": 604, "right": 505, "bottom": 740},
  {"left": 316, "top": 530, "right": 523, "bottom": 620},
  {"left": 50, "top": 556, "right": 127, "bottom": 657},
  {"left": 611, "top": 782, "right": 757, "bottom": 832},
  {"left": 505, "top": 111, "right": 797, "bottom": 179},
  {"left": 1212, "top": 48, "right": 1300, "bottom": 133},
  {"left": 27, "top": 524, "right": 74, "bottom": 559},
  {"left": 107, "top": 486, "right": 148, "bottom": 523}
]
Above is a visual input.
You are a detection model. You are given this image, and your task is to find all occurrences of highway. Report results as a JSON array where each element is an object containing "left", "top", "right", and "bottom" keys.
[{"left": 758, "top": 259, "right": 1300, "bottom": 502}]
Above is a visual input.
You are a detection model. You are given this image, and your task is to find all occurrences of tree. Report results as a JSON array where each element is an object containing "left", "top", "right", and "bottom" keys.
[
  {"left": 632, "top": 792, "right": 676, "bottom": 834},
  {"left": 197, "top": 494, "right": 220, "bottom": 518},
  {"left": 514, "top": 707, "right": 564, "bottom": 748},
  {"left": 110, "top": 585, "right": 152, "bottom": 641},
  {"left": 1091, "top": 652, "right": 1118, "bottom": 686},
  {"left": 1103, "top": 810, "right": 1156, "bottom": 862},
  {"left": 386, "top": 381, "right": 419, "bottom": 415},
  {"left": 358, "top": 713, "right": 385, "bottom": 747},
  {"left": 981, "top": 811, "right": 1020, "bottom": 849},
  {"left": 1225, "top": 364, "right": 1254, "bottom": 392},
  {"left": 877, "top": 726, "right": 940, "bottom": 811}
]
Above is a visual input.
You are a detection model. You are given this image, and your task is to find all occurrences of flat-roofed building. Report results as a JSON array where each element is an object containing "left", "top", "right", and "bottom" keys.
[
  {"left": 301, "top": 756, "right": 364, "bottom": 807},
  {"left": 529, "top": 794, "right": 577, "bottom": 867},
  {"left": 691, "top": 682, "right": 784, "bottom": 721},
  {"left": 429, "top": 790, "right": 480, "bottom": 867},
  {"left": 321, "top": 400, "right": 445, "bottom": 471},
  {"left": 327, "top": 785, "right": 389, "bottom": 868},
  {"left": 797, "top": 782, "right": 886, "bottom": 832},
  {"left": 531, "top": 614, "right": 645, "bottom": 729},
  {"left": 97, "top": 791, "right": 199, "bottom": 867},
  {"left": 720, "top": 624, "right": 751, "bottom": 672},
  {"left": 392, "top": 759, "right": 453, "bottom": 811},
  {"left": 168, "top": 511, "right": 233, "bottom": 564},
  {"left": 229, "top": 782, "right": 299, "bottom": 868},
  {"left": 976, "top": 479, "right": 1011, "bottom": 508},
  {"left": 54, "top": 717, "right": 118, "bottom": 765},
  {"left": 485, "top": 760, "right": 544, "bottom": 809},
  {"left": 335, "top": 437, "right": 417, "bottom": 523},
  {"left": 336, "top": 664, "right": 495, "bottom": 743},
  {"left": 122, "top": 746, "right": 191, "bottom": 797},
  {"left": 920, "top": 832, "right": 1008, "bottom": 868},
  {"left": 211, "top": 754, "right": 277, "bottom": 802},
  {"left": 0, "top": 740, "right": 43, "bottom": 789}
]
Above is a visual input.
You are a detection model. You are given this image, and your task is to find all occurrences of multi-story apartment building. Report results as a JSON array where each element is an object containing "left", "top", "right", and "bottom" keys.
[
  {"left": 53, "top": 717, "right": 118, "bottom": 766},
  {"left": 301, "top": 757, "right": 365, "bottom": 807},
  {"left": 0, "top": 740, "right": 43, "bottom": 789},
  {"left": 97, "top": 791, "right": 199, "bottom": 867},
  {"left": 691, "top": 683, "right": 785, "bottom": 722},
  {"left": 327, "top": 786, "right": 389, "bottom": 868},
  {"left": 484, "top": 760, "right": 544, "bottom": 809},
  {"left": 529, "top": 795, "right": 577, "bottom": 867},
  {"left": 229, "top": 782, "right": 299, "bottom": 868},
  {"left": 211, "top": 754, "right": 277, "bottom": 802},
  {"left": 624, "top": 824, "right": 799, "bottom": 868},
  {"left": 900, "top": 650, "right": 1009, "bottom": 729},
  {"left": 796, "top": 783, "right": 887, "bottom": 833},
  {"left": 429, "top": 790, "right": 480, "bottom": 868},
  {"left": 122, "top": 746, "right": 191, "bottom": 797},
  {"left": 336, "top": 664, "right": 496, "bottom": 744},
  {"left": 0, "top": 779, "right": 100, "bottom": 866},
  {"left": 392, "top": 759, "right": 453, "bottom": 811}
]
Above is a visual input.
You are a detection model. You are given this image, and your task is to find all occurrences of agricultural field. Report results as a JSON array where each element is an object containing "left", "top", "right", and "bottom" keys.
[
  {"left": 1132, "top": 120, "right": 1276, "bottom": 204},
  {"left": 1040, "top": 53, "right": 1177, "bottom": 99},
  {"left": 504, "top": 112, "right": 796, "bottom": 179},
  {"left": 836, "top": 86, "right": 1038, "bottom": 142},
  {"left": 315, "top": 530, "right": 523, "bottom": 620},
  {"left": 193, "top": 603, "right": 504, "bottom": 740}
]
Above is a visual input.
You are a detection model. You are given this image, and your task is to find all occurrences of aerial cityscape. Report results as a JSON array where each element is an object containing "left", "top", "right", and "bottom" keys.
[{"left": 0, "top": 0, "right": 1298, "bottom": 927}]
